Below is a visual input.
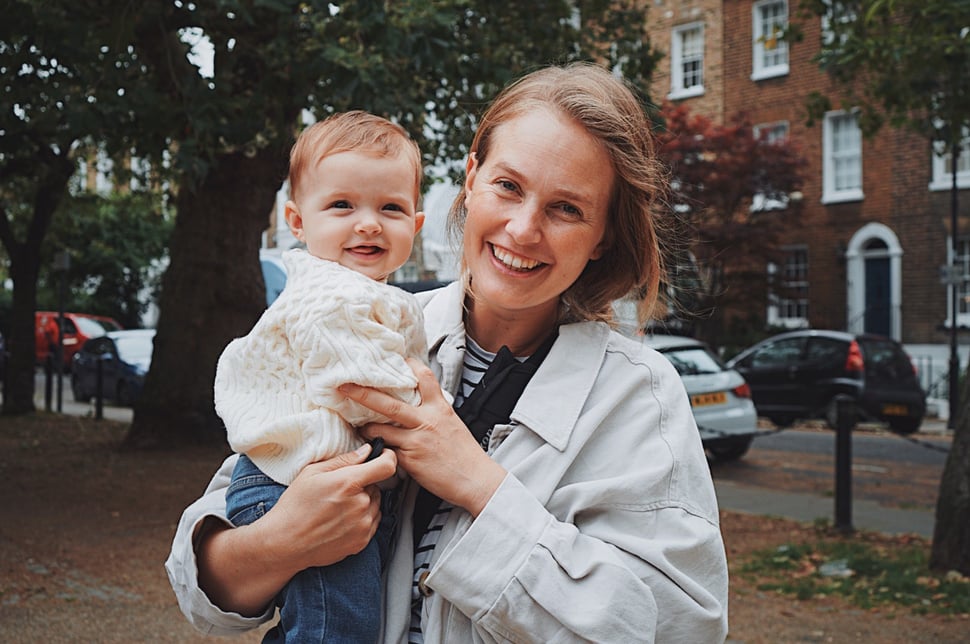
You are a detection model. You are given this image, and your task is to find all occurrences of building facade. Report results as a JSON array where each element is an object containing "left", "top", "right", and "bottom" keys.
[{"left": 645, "top": 0, "right": 970, "bottom": 401}]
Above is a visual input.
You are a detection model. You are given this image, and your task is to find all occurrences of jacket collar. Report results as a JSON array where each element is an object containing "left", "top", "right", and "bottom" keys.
[
  {"left": 417, "top": 283, "right": 609, "bottom": 452},
  {"left": 511, "top": 322, "right": 609, "bottom": 451}
]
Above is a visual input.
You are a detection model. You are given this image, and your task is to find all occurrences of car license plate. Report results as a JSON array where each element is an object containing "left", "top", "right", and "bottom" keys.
[
  {"left": 691, "top": 392, "right": 727, "bottom": 407},
  {"left": 882, "top": 404, "right": 908, "bottom": 416}
]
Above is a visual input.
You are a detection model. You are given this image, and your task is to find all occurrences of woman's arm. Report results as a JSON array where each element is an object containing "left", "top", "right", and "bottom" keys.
[{"left": 166, "top": 446, "right": 397, "bottom": 635}]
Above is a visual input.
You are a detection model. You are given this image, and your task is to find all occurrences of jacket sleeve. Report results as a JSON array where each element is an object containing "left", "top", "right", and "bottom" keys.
[
  {"left": 164, "top": 454, "right": 275, "bottom": 635},
  {"left": 425, "top": 352, "right": 729, "bottom": 643}
]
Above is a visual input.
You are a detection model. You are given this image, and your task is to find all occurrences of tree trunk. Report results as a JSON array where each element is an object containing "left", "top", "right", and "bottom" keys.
[
  {"left": 930, "top": 363, "right": 970, "bottom": 575},
  {"left": 124, "top": 145, "right": 288, "bottom": 448},
  {"left": 2, "top": 253, "right": 42, "bottom": 415},
  {"left": 0, "top": 155, "right": 74, "bottom": 415}
]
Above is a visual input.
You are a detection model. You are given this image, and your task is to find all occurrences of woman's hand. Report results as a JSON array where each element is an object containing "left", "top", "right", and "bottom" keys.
[
  {"left": 197, "top": 445, "right": 396, "bottom": 616},
  {"left": 338, "top": 359, "right": 508, "bottom": 517}
]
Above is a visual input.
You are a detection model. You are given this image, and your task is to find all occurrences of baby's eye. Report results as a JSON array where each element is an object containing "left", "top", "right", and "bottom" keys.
[
  {"left": 383, "top": 203, "right": 404, "bottom": 212},
  {"left": 330, "top": 200, "right": 352, "bottom": 209}
]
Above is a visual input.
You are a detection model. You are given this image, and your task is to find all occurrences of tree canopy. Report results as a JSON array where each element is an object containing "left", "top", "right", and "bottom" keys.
[
  {"left": 0, "top": 1, "right": 662, "bottom": 435},
  {"left": 655, "top": 102, "right": 807, "bottom": 348}
]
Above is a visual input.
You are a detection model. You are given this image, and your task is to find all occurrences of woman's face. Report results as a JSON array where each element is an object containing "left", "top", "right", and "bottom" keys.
[{"left": 462, "top": 107, "right": 613, "bottom": 325}]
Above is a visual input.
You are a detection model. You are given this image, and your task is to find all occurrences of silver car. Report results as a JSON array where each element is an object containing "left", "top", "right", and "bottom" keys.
[{"left": 642, "top": 334, "right": 759, "bottom": 461}]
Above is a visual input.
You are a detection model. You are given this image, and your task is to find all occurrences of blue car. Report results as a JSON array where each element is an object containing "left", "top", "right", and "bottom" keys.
[{"left": 71, "top": 329, "right": 156, "bottom": 406}]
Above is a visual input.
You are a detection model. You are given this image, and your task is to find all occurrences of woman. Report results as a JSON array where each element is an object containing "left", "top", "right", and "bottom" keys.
[{"left": 166, "top": 62, "right": 729, "bottom": 643}]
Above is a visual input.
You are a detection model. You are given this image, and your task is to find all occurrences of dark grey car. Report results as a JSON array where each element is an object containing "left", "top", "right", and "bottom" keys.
[{"left": 726, "top": 330, "right": 926, "bottom": 434}]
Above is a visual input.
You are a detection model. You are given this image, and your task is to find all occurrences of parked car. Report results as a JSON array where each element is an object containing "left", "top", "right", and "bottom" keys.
[
  {"left": 642, "top": 334, "right": 759, "bottom": 461},
  {"left": 726, "top": 330, "right": 926, "bottom": 434},
  {"left": 35, "top": 311, "right": 124, "bottom": 369},
  {"left": 71, "top": 329, "right": 156, "bottom": 406},
  {"left": 0, "top": 329, "right": 6, "bottom": 384}
]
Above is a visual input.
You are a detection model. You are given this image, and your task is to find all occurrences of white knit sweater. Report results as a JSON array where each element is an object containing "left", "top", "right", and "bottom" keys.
[{"left": 214, "top": 249, "right": 427, "bottom": 485}]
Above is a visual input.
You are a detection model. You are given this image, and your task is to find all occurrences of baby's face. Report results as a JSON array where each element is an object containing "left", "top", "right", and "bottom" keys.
[{"left": 286, "top": 150, "right": 424, "bottom": 282}]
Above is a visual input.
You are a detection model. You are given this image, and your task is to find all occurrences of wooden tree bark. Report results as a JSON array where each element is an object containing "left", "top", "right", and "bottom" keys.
[
  {"left": 123, "top": 145, "right": 288, "bottom": 448},
  {"left": 0, "top": 155, "right": 75, "bottom": 415},
  {"left": 931, "top": 365, "right": 970, "bottom": 574}
]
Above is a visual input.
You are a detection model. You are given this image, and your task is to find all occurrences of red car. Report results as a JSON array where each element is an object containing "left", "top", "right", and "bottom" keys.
[{"left": 35, "top": 311, "right": 124, "bottom": 369}]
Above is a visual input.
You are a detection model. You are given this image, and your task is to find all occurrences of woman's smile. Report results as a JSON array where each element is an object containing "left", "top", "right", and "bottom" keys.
[{"left": 490, "top": 243, "right": 542, "bottom": 272}]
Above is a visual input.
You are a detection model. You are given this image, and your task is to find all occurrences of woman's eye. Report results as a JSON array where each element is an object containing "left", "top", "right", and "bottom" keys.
[
  {"left": 498, "top": 180, "right": 518, "bottom": 192},
  {"left": 559, "top": 203, "right": 582, "bottom": 217}
]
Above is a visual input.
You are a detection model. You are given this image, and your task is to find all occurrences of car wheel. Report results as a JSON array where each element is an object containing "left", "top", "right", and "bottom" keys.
[
  {"left": 768, "top": 415, "right": 795, "bottom": 429},
  {"left": 707, "top": 436, "right": 754, "bottom": 462},
  {"left": 71, "top": 376, "right": 91, "bottom": 403},
  {"left": 888, "top": 417, "right": 921, "bottom": 435}
]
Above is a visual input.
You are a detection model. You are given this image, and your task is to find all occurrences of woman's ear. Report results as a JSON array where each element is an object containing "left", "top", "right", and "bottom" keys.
[
  {"left": 284, "top": 200, "right": 305, "bottom": 241},
  {"left": 589, "top": 230, "right": 611, "bottom": 261},
  {"left": 463, "top": 153, "right": 479, "bottom": 193}
]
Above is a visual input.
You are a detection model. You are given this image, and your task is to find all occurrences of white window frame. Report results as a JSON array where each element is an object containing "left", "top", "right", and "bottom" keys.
[
  {"left": 752, "top": 0, "right": 789, "bottom": 81},
  {"left": 946, "top": 235, "right": 970, "bottom": 329},
  {"left": 822, "top": 110, "right": 864, "bottom": 204},
  {"left": 930, "top": 128, "right": 970, "bottom": 191},
  {"left": 751, "top": 121, "right": 791, "bottom": 211},
  {"left": 767, "top": 246, "right": 809, "bottom": 329},
  {"left": 669, "top": 22, "right": 705, "bottom": 100}
]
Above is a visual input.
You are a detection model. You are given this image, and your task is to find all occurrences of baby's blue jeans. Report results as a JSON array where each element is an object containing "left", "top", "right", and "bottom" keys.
[{"left": 226, "top": 454, "right": 394, "bottom": 644}]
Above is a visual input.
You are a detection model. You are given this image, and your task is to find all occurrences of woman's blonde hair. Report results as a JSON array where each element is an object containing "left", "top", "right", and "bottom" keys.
[
  {"left": 448, "top": 63, "right": 666, "bottom": 325},
  {"left": 289, "top": 110, "right": 422, "bottom": 203}
]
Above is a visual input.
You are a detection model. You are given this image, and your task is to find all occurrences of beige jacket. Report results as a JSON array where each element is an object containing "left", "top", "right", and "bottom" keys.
[{"left": 166, "top": 281, "right": 729, "bottom": 643}]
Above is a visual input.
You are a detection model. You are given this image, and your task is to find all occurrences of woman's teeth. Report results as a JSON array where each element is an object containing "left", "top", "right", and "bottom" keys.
[{"left": 492, "top": 246, "right": 540, "bottom": 271}]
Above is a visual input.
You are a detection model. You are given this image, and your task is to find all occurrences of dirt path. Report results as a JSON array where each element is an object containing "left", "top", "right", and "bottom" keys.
[{"left": 0, "top": 414, "right": 965, "bottom": 643}]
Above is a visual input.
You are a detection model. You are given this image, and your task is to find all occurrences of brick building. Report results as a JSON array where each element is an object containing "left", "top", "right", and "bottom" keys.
[{"left": 645, "top": 0, "right": 970, "bottom": 399}]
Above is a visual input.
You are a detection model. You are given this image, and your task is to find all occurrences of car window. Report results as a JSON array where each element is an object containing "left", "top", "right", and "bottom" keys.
[
  {"left": 747, "top": 337, "right": 806, "bottom": 368},
  {"left": 83, "top": 338, "right": 113, "bottom": 356},
  {"left": 804, "top": 337, "right": 847, "bottom": 367},
  {"left": 60, "top": 318, "right": 78, "bottom": 334},
  {"left": 95, "top": 318, "right": 123, "bottom": 332},
  {"left": 860, "top": 339, "right": 915, "bottom": 384},
  {"left": 74, "top": 316, "right": 108, "bottom": 337},
  {"left": 661, "top": 346, "right": 724, "bottom": 376}
]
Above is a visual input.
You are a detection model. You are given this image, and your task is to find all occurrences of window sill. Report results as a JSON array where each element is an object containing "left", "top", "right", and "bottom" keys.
[
  {"left": 821, "top": 189, "right": 864, "bottom": 205},
  {"left": 929, "top": 177, "right": 970, "bottom": 192},
  {"left": 668, "top": 87, "right": 705, "bottom": 100},
  {"left": 751, "top": 66, "right": 789, "bottom": 82}
]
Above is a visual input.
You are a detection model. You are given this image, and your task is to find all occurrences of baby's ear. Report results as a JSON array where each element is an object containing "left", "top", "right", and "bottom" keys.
[
  {"left": 284, "top": 200, "right": 304, "bottom": 240},
  {"left": 413, "top": 211, "right": 426, "bottom": 236}
]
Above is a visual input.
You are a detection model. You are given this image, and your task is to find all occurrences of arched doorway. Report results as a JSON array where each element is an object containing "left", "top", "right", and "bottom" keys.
[{"left": 846, "top": 223, "right": 902, "bottom": 340}]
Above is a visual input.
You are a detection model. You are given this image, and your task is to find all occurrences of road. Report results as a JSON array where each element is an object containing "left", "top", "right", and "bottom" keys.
[{"left": 750, "top": 424, "right": 950, "bottom": 466}]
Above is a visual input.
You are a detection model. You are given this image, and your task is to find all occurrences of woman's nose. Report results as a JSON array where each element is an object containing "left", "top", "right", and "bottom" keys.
[{"left": 505, "top": 202, "right": 542, "bottom": 245}]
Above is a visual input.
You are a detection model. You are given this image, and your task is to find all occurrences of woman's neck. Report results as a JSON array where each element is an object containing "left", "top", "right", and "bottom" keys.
[{"left": 464, "top": 298, "right": 558, "bottom": 357}]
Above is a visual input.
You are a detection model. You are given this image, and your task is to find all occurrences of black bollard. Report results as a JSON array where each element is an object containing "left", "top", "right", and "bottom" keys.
[
  {"left": 44, "top": 358, "right": 53, "bottom": 412},
  {"left": 94, "top": 357, "right": 104, "bottom": 421},
  {"left": 834, "top": 395, "right": 855, "bottom": 534}
]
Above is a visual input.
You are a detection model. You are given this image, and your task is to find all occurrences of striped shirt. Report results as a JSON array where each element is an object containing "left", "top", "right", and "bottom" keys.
[{"left": 408, "top": 338, "right": 508, "bottom": 643}]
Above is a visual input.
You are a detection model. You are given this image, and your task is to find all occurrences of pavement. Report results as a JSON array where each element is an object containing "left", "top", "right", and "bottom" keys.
[
  {"left": 713, "top": 479, "right": 937, "bottom": 538},
  {"left": 25, "top": 370, "right": 947, "bottom": 539},
  {"left": 714, "top": 417, "right": 949, "bottom": 540}
]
